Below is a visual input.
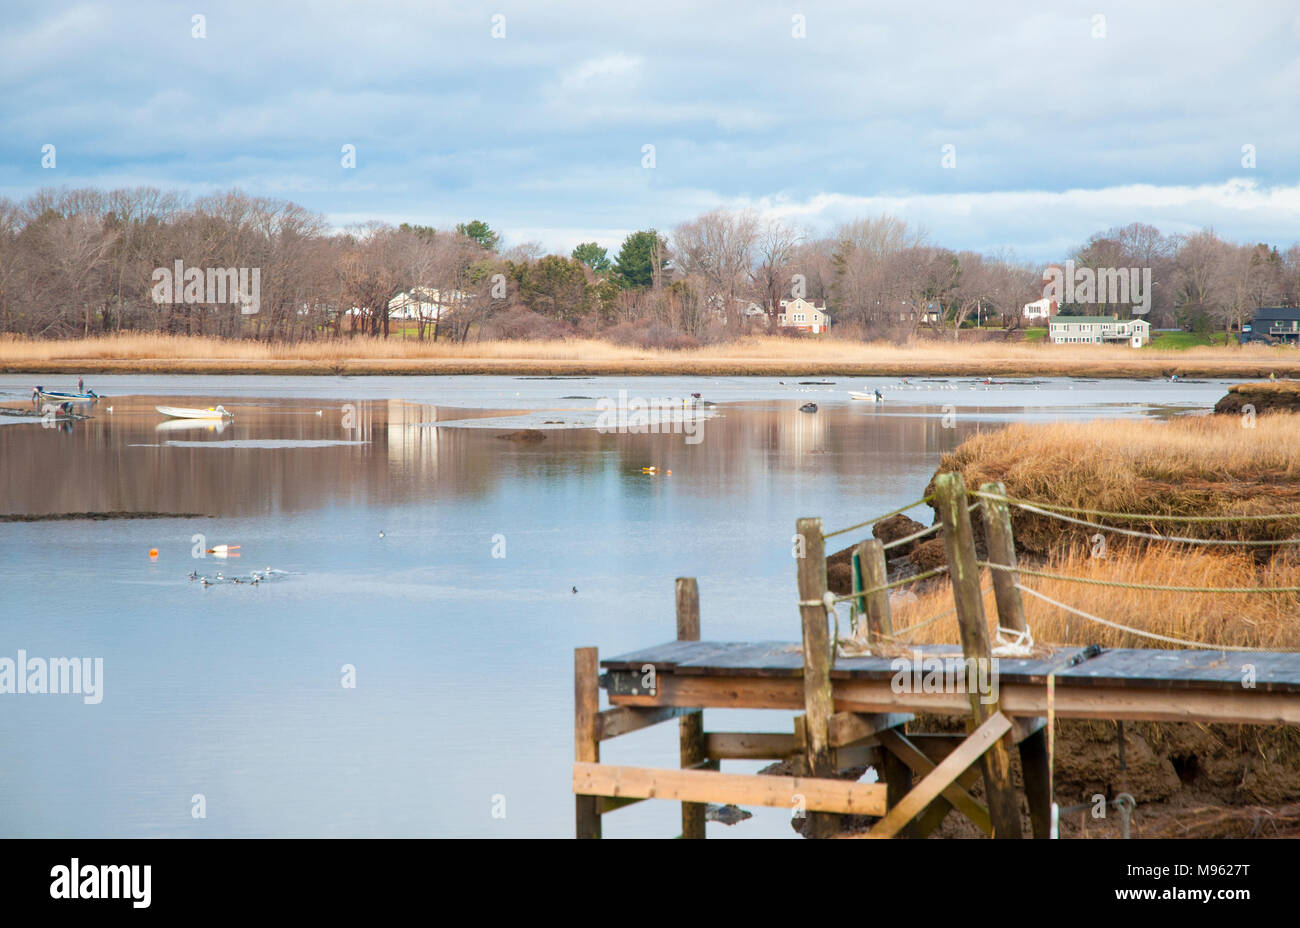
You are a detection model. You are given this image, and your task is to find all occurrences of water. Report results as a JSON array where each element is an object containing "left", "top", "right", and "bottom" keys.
[{"left": 0, "top": 374, "right": 1228, "bottom": 837}]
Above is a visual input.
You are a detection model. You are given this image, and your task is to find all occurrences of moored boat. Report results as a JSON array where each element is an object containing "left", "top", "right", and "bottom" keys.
[
  {"left": 848, "top": 391, "right": 883, "bottom": 402},
  {"left": 34, "top": 386, "right": 99, "bottom": 404}
]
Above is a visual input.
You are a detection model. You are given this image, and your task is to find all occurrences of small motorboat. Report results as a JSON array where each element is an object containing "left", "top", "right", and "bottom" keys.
[
  {"left": 156, "top": 404, "right": 233, "bottom": 420},
  {"left": 848, "top": 390, "right": 884, "bottom": 402},
  {"left": 34, "top": 386, "right": 99, "bottom": 405}
]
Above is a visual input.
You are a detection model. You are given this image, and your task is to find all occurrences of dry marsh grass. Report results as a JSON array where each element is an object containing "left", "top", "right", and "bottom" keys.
[
  {"left": 3, "top": 332, "right": 1300, "bottom": 377},
  {"left": 893, "top": 413, "right": 1300, "bottom": 652},
  {"left": 936, "top": 413, "right": 1300, "bottom": 551},
  {"left": 888, "top": 545, "right": 1300, "bottom": 652}
]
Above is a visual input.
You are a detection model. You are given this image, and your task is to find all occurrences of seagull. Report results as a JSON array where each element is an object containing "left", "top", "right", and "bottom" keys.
[
  {"left": 187, "top": 570, "right": 198, "bottom": 581},
  {"left": 572, "top": 586, "right": 578, "bottom": 594},
  {"left": 106, "top": 406, "right": 113, "bottom": 414},
  {"left": 216, "top": 572, "right": 224, "bottom": 582},
  {"left": 201, "top": 577, "right": 211, "bottom": 588},
  {"left": 378, "top": 530, "right": 385, "bottom": 538}
]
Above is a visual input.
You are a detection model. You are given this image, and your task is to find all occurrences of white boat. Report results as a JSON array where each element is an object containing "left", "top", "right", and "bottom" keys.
[
  {"left": 848, "top": 391, "right": 883, "bottom": 402},
  {"left": 156, "top": 404, "right": 233, "bottom": 420}
]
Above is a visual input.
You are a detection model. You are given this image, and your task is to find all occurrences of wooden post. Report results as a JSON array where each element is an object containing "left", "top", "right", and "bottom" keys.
[
  {"left": 934, "top": 473, "right": 1023, "bottom": 839},
  {"left": 980, "top": 481, "right": 1026, "bottom": 634},
  {"left": 857, "top": 539, "right": 893, "bottom": 644},
  {"left": 574, "top": 647, "right": 602, "bottom": 839},
  {"left": 676, "top": 577, "right": 707, "bottom": 839},
  {"left": 980, "top": 480, "right": 1052, "bottom": 839},
  {"left": 795, "top": 516, "right": 837, "bottom": 838}
]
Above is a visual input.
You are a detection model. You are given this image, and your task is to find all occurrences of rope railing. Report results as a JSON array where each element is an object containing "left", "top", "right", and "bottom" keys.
[
  {"left": 989, "top": 498, "right": 1300, "bottom": 547},
  {"left": 882, "top": 520, "right": 943, "bottom": 551},
  {"left": 800, "top": 565, "right": 949, "bottom": 608},
  {"left": 978, "top": 560, "right": 1300, "bottom": 595},
  {"left": 823, "top": 494, "right": 933, "bottom": 540},
  {"left": 971, "top": 490, "right": 1300, "bottom": 524},
  {"left": 1015, "top": 582, "right": 1296, "bottom": 652}
]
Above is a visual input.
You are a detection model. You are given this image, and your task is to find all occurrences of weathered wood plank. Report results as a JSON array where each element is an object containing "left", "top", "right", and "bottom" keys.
[
  {"left": 574, "top": 647, "right": 602, "bottom": 839},
  {"left": 597, "top": 705, "right": 698, "bottom": 741},
  {"left": 704, "top": 732, "right": 798, "bottom": 760},
  {"left": 935, "top": 472, "right": 1022, "bottom": 839},
  {"left": 572, "top": 762, "right": 887, "bottom": 816},
  {"left": 877, "top": 728, "right": 992, "bottom": 834},
  {"left": 796, "top": 516, "right": 838, "bottom": 838},
  {"left": 607, "top": 671, "right": 1300, "bottom": 725},
  {"left": 828, "top": 712, "right": 913, "bottom": 747},
  {"left": 676, "top": 577, "right": 707, "bottom": 840},
  {"left": 857, "top": 712, "right": 1012, "bottom": 839}
]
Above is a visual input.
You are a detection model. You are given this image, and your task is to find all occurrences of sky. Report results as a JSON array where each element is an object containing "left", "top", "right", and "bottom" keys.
[{"left": 2, "top": 0, "right": 1298, "bottom": 262}]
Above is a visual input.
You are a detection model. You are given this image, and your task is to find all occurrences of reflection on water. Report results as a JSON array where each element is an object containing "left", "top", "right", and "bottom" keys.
[{"left": 0, "top": 375, "right": 1226, "bottom": 838}]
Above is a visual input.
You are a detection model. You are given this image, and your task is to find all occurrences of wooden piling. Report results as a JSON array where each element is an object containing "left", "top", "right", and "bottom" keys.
[
  {"left": 934, "top": 473, "right": 1023, "bottom": 839},
  {"left": 676, "top": 577, "right": 707, "bottom": 839},
  {"left": 979, "top": 481, "right": 1026, "bottom": 634},
  {"left": 795, "top": 516, "right": 837, "bottom": 837},
  {"left": 980, "top": 480, "right": 1052, "bottom": 839},
  {"left": 574, "top": 647, "right": 602, "bottom": 839},
  {"left": 857, "top": 539, "right": 893, "bottom": 644}
]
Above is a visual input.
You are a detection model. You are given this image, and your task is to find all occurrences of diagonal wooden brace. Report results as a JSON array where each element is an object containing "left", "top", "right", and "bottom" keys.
[{"left": 855, "top": 711, "right": 1012, "bottom": 839}]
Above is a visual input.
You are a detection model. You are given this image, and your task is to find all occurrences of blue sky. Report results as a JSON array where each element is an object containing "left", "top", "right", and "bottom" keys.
[{"left": 2, "top": 0, "right": 1298, "bottom": 261}]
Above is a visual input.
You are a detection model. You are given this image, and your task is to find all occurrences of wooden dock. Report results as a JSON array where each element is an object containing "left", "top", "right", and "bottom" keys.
[{"left": 572, "top": 474, "right": 1300, "bottom": 839}]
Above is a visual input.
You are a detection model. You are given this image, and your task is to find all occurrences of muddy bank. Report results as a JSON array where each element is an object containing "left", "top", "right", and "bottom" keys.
[
  {"left": 7, "top": 356, "right": 1300, "bottom": 379},
  {"left": 0, "top": 511, "right": 211, "bottom": 522},
  {"left": 1214, "top": 380, "right": 1300, "bottom": 414}
]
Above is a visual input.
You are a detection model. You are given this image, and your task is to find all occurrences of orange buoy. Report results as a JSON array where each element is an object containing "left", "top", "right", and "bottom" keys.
[{"left": 149, "top": 548, "right": 159, "bottom": 559}]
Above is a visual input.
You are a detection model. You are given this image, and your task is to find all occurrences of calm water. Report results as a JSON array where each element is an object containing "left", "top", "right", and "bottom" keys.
[{"left": 0, "top": 373, "right": 1228, "bottom": 837}]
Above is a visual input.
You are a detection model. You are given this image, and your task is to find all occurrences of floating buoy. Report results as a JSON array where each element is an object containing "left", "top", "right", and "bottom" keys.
[{"left": 149, "top": 548, "right": 159, "bottom": 559}]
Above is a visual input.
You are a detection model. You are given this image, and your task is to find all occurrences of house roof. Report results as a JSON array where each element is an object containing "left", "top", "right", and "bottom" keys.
[
  {"left": 1050, "top": 316, "right": 1148, "bottom": 325},
  {"left": 1253, "top": 307, "right": 1300, "bottom": 322}
]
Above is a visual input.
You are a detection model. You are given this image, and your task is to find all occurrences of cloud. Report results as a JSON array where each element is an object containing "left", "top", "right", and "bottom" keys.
[{"left": 0, "top": 0, "right": 1296, "bottom": 264}]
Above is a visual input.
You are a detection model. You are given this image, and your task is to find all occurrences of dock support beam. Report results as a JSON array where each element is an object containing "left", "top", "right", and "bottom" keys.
[
  {"left": 935, "top": 473, "right": 1023, "bottom": 838},
  {"left": 795, "top": 517, "right": 837, "bottom": 838},
  {"left": 676, "top": 577, "right": 707, "bottom": 839},
  {"left": 981, "top": 480, "right": 1052, "bottom": 839},
  {"left": 574, "top": 647, "right": 602, "bottom": 839}
]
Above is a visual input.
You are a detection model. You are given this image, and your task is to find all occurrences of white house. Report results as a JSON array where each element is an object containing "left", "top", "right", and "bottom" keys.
[
  {"left": 346, "top": 287, "right": 468, "bottom": 321},
  {"left": 777, "top": 297, "right": 830, "bottom": 334},
  {"left": 1049, "top": 315, "right": 1151, "bottom": 348},
  {"left": 1022, "top": 298, "right": 1057, "bottom": 321}
]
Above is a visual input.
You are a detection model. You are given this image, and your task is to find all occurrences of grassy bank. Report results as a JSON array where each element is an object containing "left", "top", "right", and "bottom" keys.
[
  {"left": 3, "top": 332, "right": 1300, "bottom": 378},
  {"left": 890, "top": 412, "right": 1300, "bottom": 649}
]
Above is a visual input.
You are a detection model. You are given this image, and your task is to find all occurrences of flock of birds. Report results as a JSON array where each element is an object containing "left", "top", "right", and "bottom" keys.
[{"left": 188, "top": 567, "right": 288, "bottom": 588}]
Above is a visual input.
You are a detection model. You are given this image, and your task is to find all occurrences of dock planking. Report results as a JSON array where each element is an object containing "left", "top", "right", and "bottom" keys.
[{"left": 601, "top": 641, "right": 1300, "bottom": 693}]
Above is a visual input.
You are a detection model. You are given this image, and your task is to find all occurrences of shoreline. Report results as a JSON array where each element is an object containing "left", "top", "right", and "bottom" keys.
[{"left": 3, "top": 356, "right": 1298, "bottom": 379}]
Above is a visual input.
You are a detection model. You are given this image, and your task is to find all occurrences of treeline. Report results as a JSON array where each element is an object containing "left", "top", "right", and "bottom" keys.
[{"left": 1, "top": 187, "right": 1297, "bottom": 345}]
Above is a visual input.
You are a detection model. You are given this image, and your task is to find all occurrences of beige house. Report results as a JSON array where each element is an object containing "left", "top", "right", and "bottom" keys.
[
  {"left": 777, "top": 298, "right": 830, "bottom": 334},
  {"left": 1049, "top": 315, "right": 1151, "bottom": 347}
]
